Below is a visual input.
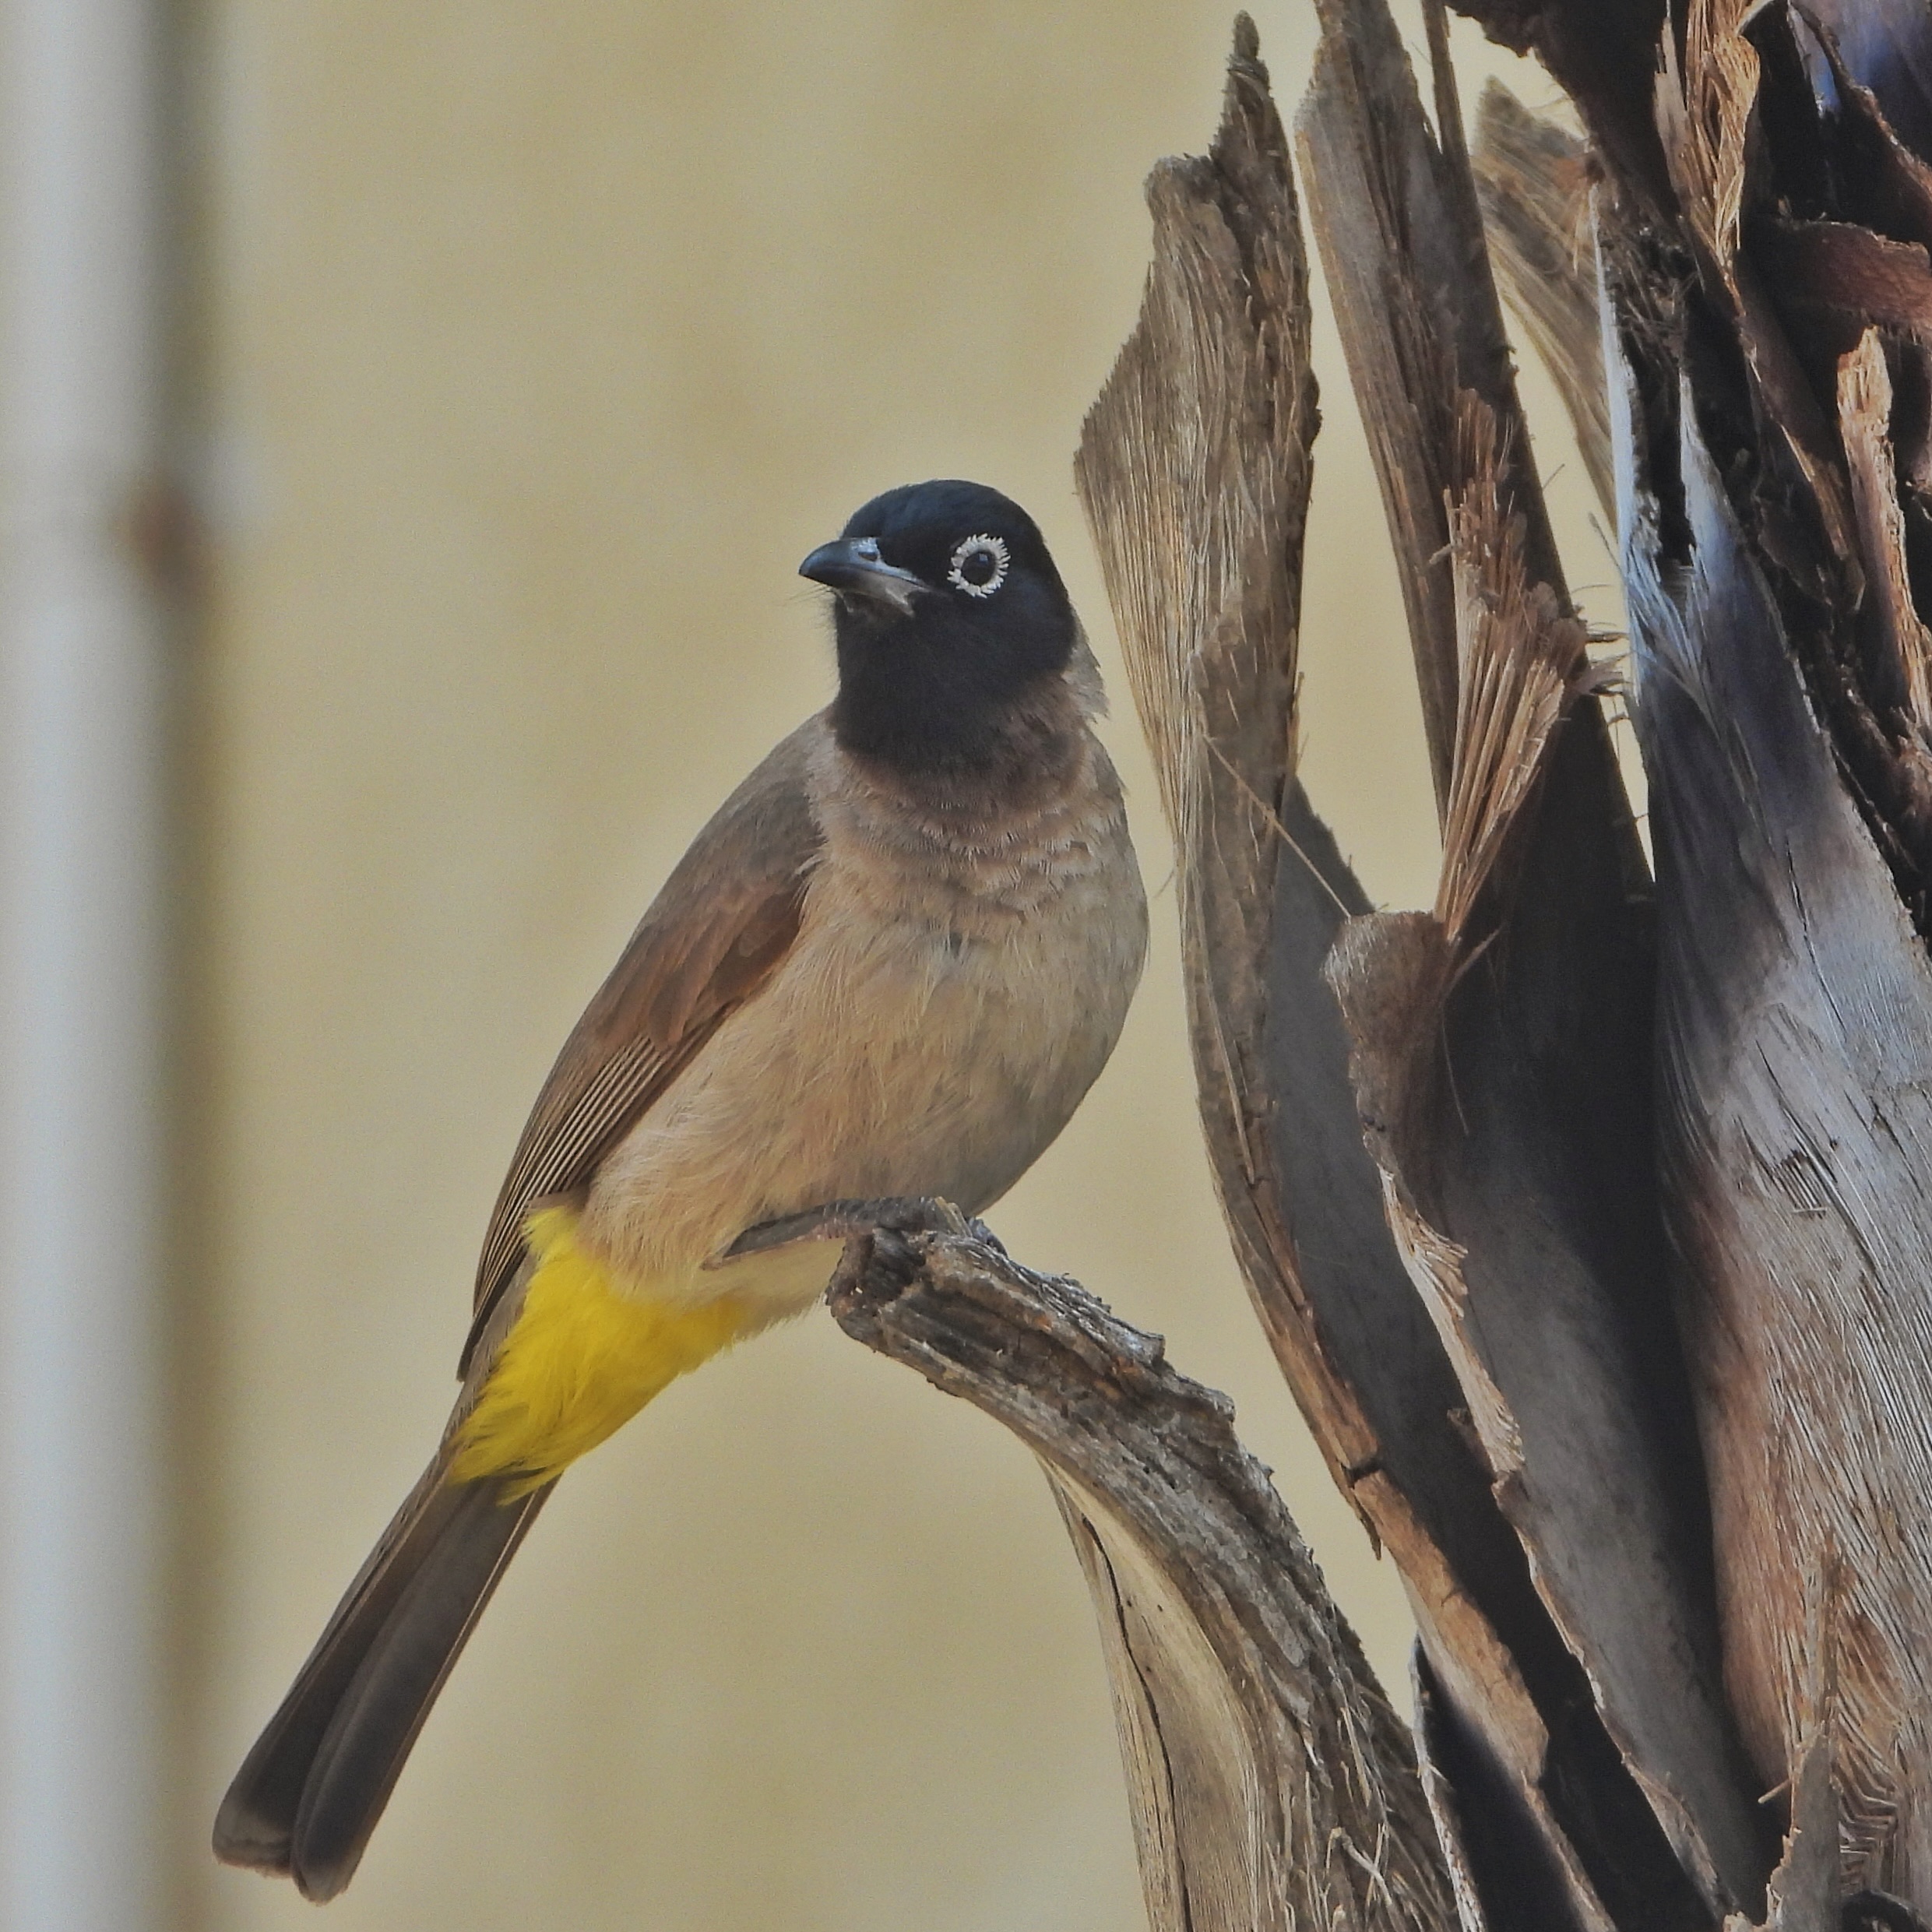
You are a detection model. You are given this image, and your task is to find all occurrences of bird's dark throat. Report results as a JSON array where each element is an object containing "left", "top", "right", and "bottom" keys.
[
  {"left": 829, "top": 591, "right": 1079, "bottom": 790},
  {"left": 831, "top": 663, "right": 1085, "bottom": 811}
]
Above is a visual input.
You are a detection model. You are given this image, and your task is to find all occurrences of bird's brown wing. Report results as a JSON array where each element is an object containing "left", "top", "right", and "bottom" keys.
[{"left": 459, "top": 715, "right": 825, "bottom": 1374}]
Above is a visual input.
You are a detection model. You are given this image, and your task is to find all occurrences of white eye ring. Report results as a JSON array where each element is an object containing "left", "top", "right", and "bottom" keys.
[{"left": 948, "top": 533, "right": 1010, "bottom": 598}]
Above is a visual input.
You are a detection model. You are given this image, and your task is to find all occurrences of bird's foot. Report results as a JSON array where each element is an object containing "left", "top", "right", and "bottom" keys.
[{"left": 723, "top": 1195, "right": 989, "bottom": 1261}]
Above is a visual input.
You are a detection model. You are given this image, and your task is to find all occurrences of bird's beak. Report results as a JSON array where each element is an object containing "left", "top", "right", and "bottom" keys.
[{"left": 798, "top": 537, "right": 925, "bottom": 614}]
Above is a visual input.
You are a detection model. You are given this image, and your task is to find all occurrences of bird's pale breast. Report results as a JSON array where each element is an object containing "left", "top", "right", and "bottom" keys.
[{"left": 579, "top": 727, "right": 1147, "bottom": 1325}]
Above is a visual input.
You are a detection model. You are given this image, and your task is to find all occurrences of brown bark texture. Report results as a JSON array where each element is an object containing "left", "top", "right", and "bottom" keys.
[{"left": 824, "top": 6, "right": 1932, "bottom": 1931}]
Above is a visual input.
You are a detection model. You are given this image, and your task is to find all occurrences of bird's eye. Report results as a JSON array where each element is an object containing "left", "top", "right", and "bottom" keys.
[{"left": 948, "top": 533, "right": 1010, "bottom": 599}]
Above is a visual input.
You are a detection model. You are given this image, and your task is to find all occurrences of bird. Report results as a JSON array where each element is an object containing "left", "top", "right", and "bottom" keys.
[{"left": 211, "top": 477, "right": 1149, "bottom": 1901}]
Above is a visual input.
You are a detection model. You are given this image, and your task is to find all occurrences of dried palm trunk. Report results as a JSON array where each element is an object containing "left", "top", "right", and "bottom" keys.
[
  {"left": 1083, "top": 9, "right": 1756, "bottom": 1929},
  {"left": 824, "top": 6, "right": 1932, "bottom": 1930}
]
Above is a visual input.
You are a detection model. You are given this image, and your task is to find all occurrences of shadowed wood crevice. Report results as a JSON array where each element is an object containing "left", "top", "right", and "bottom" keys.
[
  {"left": 1413, "top": 1649, "right": 1597, "bottom": 1932},
  {"left": 1793, "top": 0, "right": 1932, "bottom": 167},
  {"left": 1631, "top": 0, "right": 1932, "bottom": 944},
  {"left": 826, "top": 1222, "right": 1459, "bottom": 1932}
]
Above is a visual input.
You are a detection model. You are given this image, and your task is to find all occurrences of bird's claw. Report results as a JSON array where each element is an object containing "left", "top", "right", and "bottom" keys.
[{"left": 723, "top": 1195, "right": 987, "bottom": 1261}]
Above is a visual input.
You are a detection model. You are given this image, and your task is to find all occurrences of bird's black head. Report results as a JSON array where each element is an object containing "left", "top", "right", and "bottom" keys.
[{"left": 800, "top": 480, "right": 1077, "bottom": 777}]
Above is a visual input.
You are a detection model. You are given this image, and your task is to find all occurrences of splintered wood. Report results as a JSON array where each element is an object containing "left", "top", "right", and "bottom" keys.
[
  {"left": 1435, "top": 401, "right": 1592, "bottom": 944},
  {"left": 1469, "top": 83, "right": 1614, "bottom": 520}
]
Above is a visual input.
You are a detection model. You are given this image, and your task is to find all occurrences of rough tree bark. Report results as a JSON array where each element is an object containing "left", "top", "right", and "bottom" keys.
[{"left": 826, "top": 7, "right": 1932, "bottom": 1931}]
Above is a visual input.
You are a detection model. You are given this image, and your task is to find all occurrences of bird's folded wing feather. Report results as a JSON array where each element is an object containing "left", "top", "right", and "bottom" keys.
[{"left": 459, "top": 715, "right": 826, "bottom": 1374}]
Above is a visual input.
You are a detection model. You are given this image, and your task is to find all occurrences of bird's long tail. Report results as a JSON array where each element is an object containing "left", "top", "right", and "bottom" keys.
[
  {"left": 212, "top": 1457, "right": 554, "bottom": 1902},
  {"left": 216, "top": 1209, "right": 763, "bottom": 1899}
]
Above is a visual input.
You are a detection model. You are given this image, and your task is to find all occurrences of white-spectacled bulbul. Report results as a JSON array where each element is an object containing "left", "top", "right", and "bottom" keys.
[{"left": 212, "top": 479, "right": 1149, "bottom": 1900}]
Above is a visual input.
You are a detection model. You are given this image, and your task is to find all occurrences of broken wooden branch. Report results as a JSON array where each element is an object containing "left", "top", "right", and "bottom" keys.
[{"left": 826, "top": 1223, "right": 1458, "bottom": 1932}]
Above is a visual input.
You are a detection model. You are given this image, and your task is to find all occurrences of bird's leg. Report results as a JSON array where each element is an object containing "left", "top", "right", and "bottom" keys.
[{"left": 722, "top": 1195, "right": 1004, "bottom": 1259}]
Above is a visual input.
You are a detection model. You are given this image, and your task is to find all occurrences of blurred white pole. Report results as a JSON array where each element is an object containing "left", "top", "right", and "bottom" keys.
[{"left": 0, "top": 0, "right": 169, "bottom": 1923}]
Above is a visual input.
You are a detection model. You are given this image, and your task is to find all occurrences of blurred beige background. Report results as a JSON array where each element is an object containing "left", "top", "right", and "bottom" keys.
[{"left": 173, "top": 4, "right": 1608, "bottom": 1928}]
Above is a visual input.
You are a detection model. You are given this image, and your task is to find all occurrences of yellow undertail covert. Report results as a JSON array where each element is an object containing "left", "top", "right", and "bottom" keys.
[{"left": 452, "top": 1206, "right": 752, "bottom": 1496}]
